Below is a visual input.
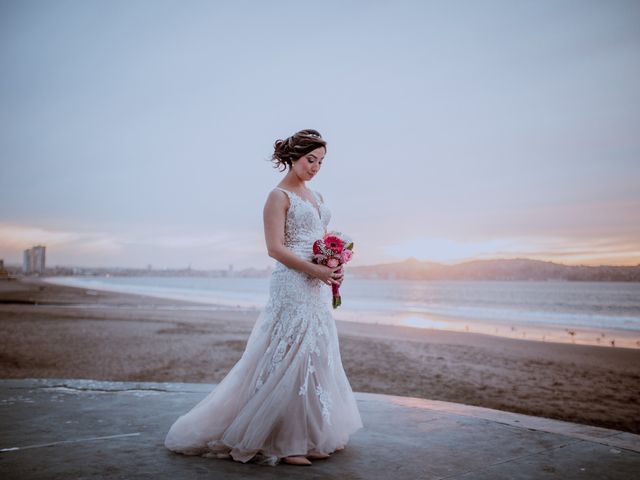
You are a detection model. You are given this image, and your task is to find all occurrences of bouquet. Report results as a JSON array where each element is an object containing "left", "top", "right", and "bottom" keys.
[{"left": 312, "top": 231, "right": 354, "bottom": 308}]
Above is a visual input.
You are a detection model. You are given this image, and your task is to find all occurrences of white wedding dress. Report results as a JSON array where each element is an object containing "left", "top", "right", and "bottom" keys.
[{"left": 164, "top": 187, "right": 363, "bottom": 466}]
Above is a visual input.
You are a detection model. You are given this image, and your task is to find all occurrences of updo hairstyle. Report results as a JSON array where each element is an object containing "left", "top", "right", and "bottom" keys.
[{"left": 270, "top": 129, "right": 327, "bottom": 172}]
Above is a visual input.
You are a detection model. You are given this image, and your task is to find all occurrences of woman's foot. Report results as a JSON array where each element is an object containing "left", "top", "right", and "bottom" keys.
[
  {"left": 282, "top": 455, "right": 312, "bottom": 466},
  {"left": 307, "top": 452, "right": 330, "bottom": 459}
]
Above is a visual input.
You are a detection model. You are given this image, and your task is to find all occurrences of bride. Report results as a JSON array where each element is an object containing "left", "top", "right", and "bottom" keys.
[{"left": 164, "top": 129, "right": 363, "bottom": 466}]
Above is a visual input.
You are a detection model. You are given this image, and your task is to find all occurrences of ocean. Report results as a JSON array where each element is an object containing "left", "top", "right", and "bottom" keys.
[{"left": 44, "top": 275, "right": 640, "bottom": 337}]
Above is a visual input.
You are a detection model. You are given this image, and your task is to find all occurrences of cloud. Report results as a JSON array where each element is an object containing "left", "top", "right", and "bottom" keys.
[
  {"left": 383, "top": 234, "right": 640, "bottom": 266},
  {"left": 384, "top": 236, "right": 519, "bottom": 263},
  {"left": 0, "top": 223, "right": 269, "bottom": 269},
  {"left": 130, "top": 233, "right": 233, "bottom": 249},
  {"left": 0, "top": 223, "right": 124, "bottom": 254},
  {"left": 0, "top": 224, "right": 82, "bottom": 249}
]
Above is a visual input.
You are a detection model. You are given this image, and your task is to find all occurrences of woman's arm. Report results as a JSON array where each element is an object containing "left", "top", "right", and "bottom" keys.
[{"left": 263, "top": 190, "right": 340, "bottom": 285}]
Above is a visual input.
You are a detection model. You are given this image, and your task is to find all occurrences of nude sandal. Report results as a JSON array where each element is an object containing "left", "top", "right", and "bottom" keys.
[
  {"left": 307, "top": 452, "right": 330, "bottom": 459},
  {"left": 282, "top": 456, "right": 312, "bottom": 465}
]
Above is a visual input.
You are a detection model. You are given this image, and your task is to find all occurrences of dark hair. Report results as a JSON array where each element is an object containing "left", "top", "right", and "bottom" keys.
[{"left": 270, "top": 129, "right": 327, "bottom": 172}]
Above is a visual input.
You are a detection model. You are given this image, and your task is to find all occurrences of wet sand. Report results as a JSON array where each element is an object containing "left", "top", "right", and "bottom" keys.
[
  {"left": 350, "top": 310, "right": 640, "bottom": 349},
  {"left": 1, "top": 277, "right": 639, "bottom": 434}
]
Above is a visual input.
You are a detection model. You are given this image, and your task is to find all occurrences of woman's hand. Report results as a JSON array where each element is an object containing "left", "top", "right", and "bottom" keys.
[{"left": 309, "top": 263, "right": 343, "bottom": 286}]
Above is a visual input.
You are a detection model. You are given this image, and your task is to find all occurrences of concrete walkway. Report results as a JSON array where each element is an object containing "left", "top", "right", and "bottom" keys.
[{"left": 1, "top": 378, "right": 638, "bottom": 479}]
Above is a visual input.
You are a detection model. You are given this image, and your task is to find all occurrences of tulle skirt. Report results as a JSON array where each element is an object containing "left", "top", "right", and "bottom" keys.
[{"left": 164, "top": 268, "right": 363, "bottom": 466}]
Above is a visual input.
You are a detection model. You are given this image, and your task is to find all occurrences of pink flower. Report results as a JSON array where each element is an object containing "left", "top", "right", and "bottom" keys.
[
  {"left": 324, "top": 235, "right": 345, "bottom": 253},
  {"left": 327, "top": 257, "right": 340, "bottom": 268},
  {"left": 311, "top": 231, "right": 354, "bottom": 309}
]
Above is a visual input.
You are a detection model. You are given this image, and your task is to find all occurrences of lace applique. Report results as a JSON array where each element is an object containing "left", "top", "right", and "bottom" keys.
[
  {"left": 298, "top": 356, "right": 315, "bottom": 396},
  {"left": 256, "top": 302, "right": 330, "bottom": 394},
  {"left": 315, "top": 384, "right": 333, "bottom": 425},
  {"left": 299, "top": 359, "right": 332, "bottom": 424}
]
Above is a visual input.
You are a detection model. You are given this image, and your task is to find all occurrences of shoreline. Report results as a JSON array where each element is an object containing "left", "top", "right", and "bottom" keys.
[
  {"left": 343, "top": 310, "right": 640, "bottom": 350},
  {"left": 1, "top": 277, "right": 639, "bottom": 434},
  {"left": 41, "top": 275, "right": 640, "bottom": 350}
]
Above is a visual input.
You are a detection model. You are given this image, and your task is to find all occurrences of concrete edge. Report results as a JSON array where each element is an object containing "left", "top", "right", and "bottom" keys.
[
  {"left": 359, "top": 391, "right": 640, "bottom": 454},
  {"left": 3, "top": 378, "right": 638, "bottom": 454},
  {"left": 0, "top": 377, "right": 211, "bottom": 394}
]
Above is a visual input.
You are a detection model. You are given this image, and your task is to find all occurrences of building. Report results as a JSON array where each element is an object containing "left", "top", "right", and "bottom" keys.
[
  {"left": 23, "top": 245, "right": 46, "bottom": 274},
  {"left": 0, "top": 259, "right": 9, "bottom": 279}
]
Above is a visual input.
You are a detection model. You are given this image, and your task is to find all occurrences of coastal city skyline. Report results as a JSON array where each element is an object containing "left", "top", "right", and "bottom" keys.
[
  {"left": 3, "top": 243, "right": 638, "bottom": 281},
  {"left": 1, "top": 1, "right": 639, "bottom": 270}
]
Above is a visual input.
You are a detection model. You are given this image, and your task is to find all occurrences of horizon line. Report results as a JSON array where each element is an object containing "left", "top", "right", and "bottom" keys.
[{"left": 5, "top": 255, "right": 640, "bottom": 271}]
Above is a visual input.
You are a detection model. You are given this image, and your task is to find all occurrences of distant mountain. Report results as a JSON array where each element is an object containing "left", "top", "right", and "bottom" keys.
[
  {"left": 13, "top": 257, "right": 639, "bottom": 281},
  {"left": 348, "top": 257, "right": 640, "bottom": 281}
]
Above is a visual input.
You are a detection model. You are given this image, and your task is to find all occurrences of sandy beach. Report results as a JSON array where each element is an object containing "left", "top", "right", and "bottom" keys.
[{"left": 1, "top": 277, "right": 638, "bottom": 435}]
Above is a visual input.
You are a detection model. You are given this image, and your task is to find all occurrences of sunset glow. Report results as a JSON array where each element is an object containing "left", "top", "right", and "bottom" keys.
[{"left": 1, "top": 1, "right": 638, "bottom": 269}]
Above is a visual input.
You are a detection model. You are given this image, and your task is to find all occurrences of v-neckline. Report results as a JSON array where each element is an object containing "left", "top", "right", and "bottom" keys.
[{"left": 277, "top": 187, "right": 322, "bottom": 220}]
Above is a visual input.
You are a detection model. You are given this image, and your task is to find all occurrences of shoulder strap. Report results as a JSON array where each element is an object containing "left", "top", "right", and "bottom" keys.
[
  {"left": 274, "top": 186, "right": 290, "bottom": 195},
  {"left": 274, "top": 187, "right": 294, "bottom": 203},
  {"left": 312, "top": 190, "right": 323, "bottom": 204}
]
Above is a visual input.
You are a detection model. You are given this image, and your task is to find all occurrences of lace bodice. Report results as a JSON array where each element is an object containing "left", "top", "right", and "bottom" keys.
[{"left": 273, "top": 187, "right": 331, "bottom": 266}]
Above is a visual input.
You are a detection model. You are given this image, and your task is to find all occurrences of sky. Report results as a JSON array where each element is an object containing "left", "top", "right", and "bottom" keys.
[{"left": 1, "top": 0, "right": 639, "bottom": 270}]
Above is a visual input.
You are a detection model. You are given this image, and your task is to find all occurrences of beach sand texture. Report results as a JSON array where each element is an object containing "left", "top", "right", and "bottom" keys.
[{"left": 1, "top": 278, "right": 639, "bottom": 435}]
